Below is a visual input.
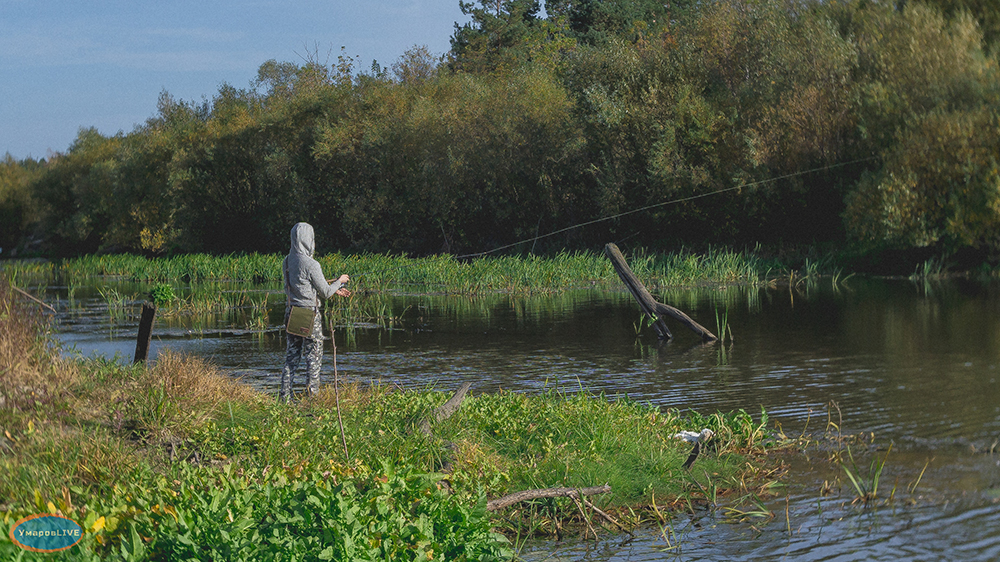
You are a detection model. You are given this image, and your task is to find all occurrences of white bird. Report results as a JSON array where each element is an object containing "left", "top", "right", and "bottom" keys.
[
  {"left": 673, "top": 428, "right": 714, "bottom": 443},
  {"left": 675, "top": 428, "right": 714, "bottom": 470}
]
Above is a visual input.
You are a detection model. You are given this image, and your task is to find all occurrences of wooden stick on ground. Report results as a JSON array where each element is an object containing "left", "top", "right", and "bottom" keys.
[
  {"left": 415, "top": 382, "right": 473, "bottom": 481},
  {"left": 486, "top": 484, "right": 612, "bottom": 512},
  {"left": 331, "top": 329, "right": 350, "bottom": 461},
  {"left": 581, "top": 497, "right": 632, "bottom": 535},
  {"left": 418, "top": 382, "right": 472, "bottom": 437},
  {"left": 570, "top": 493, "right": 600, "bottom": 540}
]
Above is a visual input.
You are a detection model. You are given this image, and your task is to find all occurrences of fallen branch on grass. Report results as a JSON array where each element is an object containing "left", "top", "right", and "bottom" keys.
[
  {"left": 418, "top": 382, "right": 473, "bottom": 437},
  {"left": 486, "top": 484, "right": 612, "bottom": 512},
  {"left": 581, "top": 496, "right": 632, "bottom": 535},
  {"left": 418, "top": 388, "right": 620, "bottom": 531},
  {"left": 417, "top": 382, "right": 473, "bottom": 481}
]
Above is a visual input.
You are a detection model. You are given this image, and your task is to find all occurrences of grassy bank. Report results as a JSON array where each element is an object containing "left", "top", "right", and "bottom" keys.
[
  {"left": 3, "top": 247, "right": 777, "bottom": 294},
  {"left": 0, "top": 277, "right": 787, "bottom": 560}
]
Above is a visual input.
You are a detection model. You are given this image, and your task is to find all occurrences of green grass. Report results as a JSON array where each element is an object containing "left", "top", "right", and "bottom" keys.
[
  {"left": 0, "top": 460, "right": 509, "bottom": 562},
  {"left": 1, "top": 356, "right": 787, "bottom": 550},
  {"left": 1, "top": 359, "right": 787, "bottom": 558},
  {"left": 910, "top": 256, "right": 948, "bottom": 280},
  {"left": 715, "top": 307, "right": 732, "bottom": 344}
]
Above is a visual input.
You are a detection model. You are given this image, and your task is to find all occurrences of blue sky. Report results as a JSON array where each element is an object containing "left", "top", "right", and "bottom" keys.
[{"left": 1, "top": 0, "right": 470, "bottom": 160}]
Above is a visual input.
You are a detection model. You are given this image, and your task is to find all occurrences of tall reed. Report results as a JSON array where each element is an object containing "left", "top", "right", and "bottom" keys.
[
  {"left": 14, "top": 247, "right": 774, "bottom": 296},
  {"left": 840, "top": 443, "right": 893, "bottom": 506}
]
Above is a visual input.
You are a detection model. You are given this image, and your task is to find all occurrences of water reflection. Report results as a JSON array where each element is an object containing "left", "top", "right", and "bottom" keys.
[{"left": 42, "top": 276, "right": 1000, "bottom": 561}]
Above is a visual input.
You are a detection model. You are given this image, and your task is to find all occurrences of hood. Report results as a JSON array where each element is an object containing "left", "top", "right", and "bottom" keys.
[{"left": 289, "top": 222, "right": 315, "bottom": 257}]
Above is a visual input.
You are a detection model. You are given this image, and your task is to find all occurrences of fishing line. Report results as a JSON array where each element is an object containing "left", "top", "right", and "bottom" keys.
[
  {"left": 452, "top": 156, "right": 877, "bottom": 259},
  {"left": 339, "top": 155, "right": 877, "bottom": 280}
]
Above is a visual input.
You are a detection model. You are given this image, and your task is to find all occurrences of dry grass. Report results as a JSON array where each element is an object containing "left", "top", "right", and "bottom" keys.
[
  {"left": 146, "top": 351, "right": 261, "bottom": 410},
  {"left": 0, "top": 279, "right": 80, "bottom": 411},
  {"left": 305, "top": 381, "right": 384, "bottom": 411},
  {"left": 110, "top": 351, "right": 264, "bottom": 441},
  {"left": 450, "top": 439, "right": 512, "bottom": 481},
  {"left": 73, "top": 433, "right": 142, "bottom": 486}
]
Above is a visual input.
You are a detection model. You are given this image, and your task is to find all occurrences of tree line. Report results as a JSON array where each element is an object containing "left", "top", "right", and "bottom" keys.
[{"left": 1, "top": 0, "right": 998, "bottom": 263}]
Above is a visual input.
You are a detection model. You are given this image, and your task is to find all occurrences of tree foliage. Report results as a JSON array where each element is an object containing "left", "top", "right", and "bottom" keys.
[
  {"left": 6, "top": 0, "right": 1000, "bottom": 260},
  {"left": 919, "top": 0, "right": 1000, "bottom": 48},
  {"left": 0, "top": 154, "right": 44, "bottom": 253}
]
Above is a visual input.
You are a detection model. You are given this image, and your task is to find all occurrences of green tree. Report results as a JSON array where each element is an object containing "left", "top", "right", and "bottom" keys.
[
  {"left": 314, "top": 66, "right": 584, "bottom": 254},
  {"left": 841, "top": 0, "right": 1000, "bottom": 251},
  {"left": 845, "top": 108, "right": 1000, "bottom": 250},
  {"left": 392, "top": 45, "right": 439, "bottom": 85},
  {"left": 451, "top": 0, "right": 562, "bottom": 73},
  {"left": 0, "top": 155, "right": 44, "bottom": 253},
  {"left": 545, "top": 0, "right": 695, "bottom": 45},
  {"left": 98, "top": 92, "right": 210, "bottom": 254},
  {"left": 33, "top": 128, "right": 121, "bottom": 255},
  {"left": 918, "top": 0, "right": 1000, "bottom": 48}
]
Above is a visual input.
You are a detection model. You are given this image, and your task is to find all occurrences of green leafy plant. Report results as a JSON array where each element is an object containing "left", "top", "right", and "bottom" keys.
[
  {"left": 82, "top": 462, "right": 511, "bottom": 562},
  {"left": 150, "top": 283, "right": 176, "bottom": 306},
  {"left": 98, "top": 287, "right": 130, "bottom": 323}
]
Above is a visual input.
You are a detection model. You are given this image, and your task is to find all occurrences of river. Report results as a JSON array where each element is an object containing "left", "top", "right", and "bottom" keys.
[{"left": 46, "top": 275, "right": 1000, "bottom": 561}]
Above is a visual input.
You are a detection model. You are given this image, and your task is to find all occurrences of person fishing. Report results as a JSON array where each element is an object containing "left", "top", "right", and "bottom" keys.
[{"left": 281, "top": 222, "right": 351, "bottom": 403}]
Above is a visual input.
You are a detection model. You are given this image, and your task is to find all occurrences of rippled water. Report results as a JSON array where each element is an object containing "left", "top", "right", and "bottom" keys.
[{"left": 45, "top": 276, "right": 1000, "bottom": 561}]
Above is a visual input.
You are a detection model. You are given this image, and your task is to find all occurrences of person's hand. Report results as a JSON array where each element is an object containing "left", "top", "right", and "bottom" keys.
[
  {"left": 337, "top": 274, "right": 350, "bottom": 284},
  {"left": 335, "top": 288, "right": 351, "bottom": 297}
]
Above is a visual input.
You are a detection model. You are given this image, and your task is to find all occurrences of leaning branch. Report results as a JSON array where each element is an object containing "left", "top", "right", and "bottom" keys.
[
  {"left": 11, "top": 285, "right": 57, "bottom": 313},
  {"left": 581, "top": 496, "right": 631, "bottom": 534},
  {"left": 604, "top": 243, "right": 717, "bottom": 342}
]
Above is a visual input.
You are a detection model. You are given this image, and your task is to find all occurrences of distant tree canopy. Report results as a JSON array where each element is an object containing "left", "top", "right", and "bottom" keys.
[
  {"left": 546, "top": 0, "right": 698, "bottom": 44},
  {"left": 918, "top": 0, "right": 1000, "bottom": 46},
  {"left": 2, "top": 0, "right": 999, "bottom": 262}
]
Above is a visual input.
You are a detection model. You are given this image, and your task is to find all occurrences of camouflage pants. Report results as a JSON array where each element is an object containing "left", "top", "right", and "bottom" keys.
[{"left": 280, "top": 307, "right": 323, "bottom": 402}]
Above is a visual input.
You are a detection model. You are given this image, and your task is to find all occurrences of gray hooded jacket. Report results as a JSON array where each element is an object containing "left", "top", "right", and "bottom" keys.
[{"left": 283, "top": 223, "right": 343, "bottom": 309}]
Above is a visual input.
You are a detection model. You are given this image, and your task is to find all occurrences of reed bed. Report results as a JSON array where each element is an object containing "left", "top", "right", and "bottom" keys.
[
  {"left": 52, "top": 252, "right": 281, "bottom": 283},
  {"left": 4, "top": 247, "right": 774, "bottom": 296}
]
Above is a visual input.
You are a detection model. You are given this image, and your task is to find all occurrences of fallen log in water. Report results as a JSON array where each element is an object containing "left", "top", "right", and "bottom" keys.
[{"left": 604, "top": 243, "right": 717, "bottom": 342}]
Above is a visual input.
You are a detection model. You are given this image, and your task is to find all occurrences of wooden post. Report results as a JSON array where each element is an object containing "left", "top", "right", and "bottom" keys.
[
  {"left": 605, "top": 243, "right": 718, "bottom": 342},
  {"left": 133, "top": 302, "right": 157, "bottom": 364}
]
